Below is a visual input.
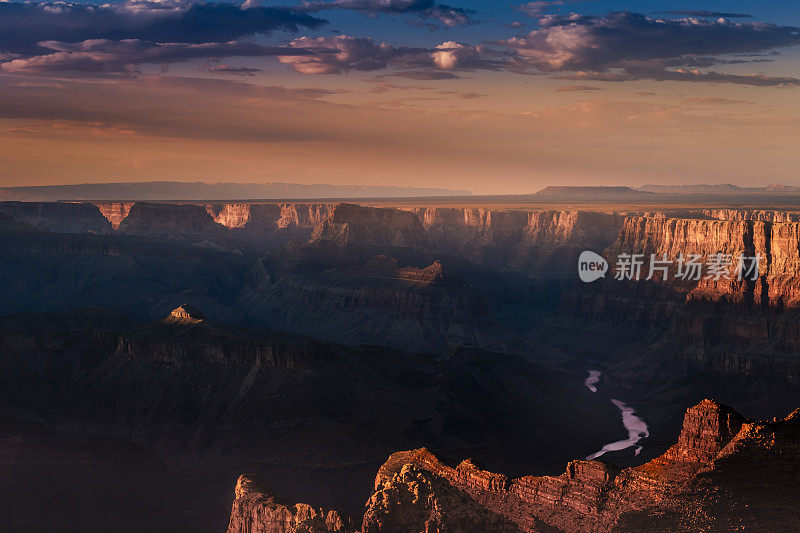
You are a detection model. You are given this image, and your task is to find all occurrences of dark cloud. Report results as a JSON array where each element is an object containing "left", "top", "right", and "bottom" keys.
[
  {"left": 297, "top": 0, "right": 478, "bottom": 29},
  {"left": 556, "top": 85, "right": 601, "bottom": 92},
  {"left": 0, "top": 1, "right": 325, "bottom": 55},
  {"left": 502, "top": 11, "right": 800, "bottom": 85},
  {"left": 205, "top": 64, "right": 263, "bottom": 76},
  {"left": 390, "top": 69, "right": 462, "bottom": 79},
  {"left": 514, "top": 0, "right": 592, "bottom": 18},
  {"left": 1, "top": 40, "right": 312, "bottom": 74},
  {"left": 299, "top": 0, "right": 435, "bottom": 13},
  {"left": 663, "top": 11, "right": 752, "bottom": 19},
  {"left": 514, "top": 1, "right": 567, "bottom": 18},
  {"left": 278, "top": 35, "right": 421, "bottom": 74}
]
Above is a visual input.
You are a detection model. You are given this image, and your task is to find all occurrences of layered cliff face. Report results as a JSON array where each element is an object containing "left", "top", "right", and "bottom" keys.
[
  {"left": 314, "top": 204, "right": 432, "bottom": 250},
  {"left": 511, "top": 211, "right": 625, "bottom": 277},
  {"left": 206, "top": 202, "right": 257, "bottom": 229},
  {"left": 0, "top": 201, "right": 112, "bottom": 234},
  {"left": 232, "top": 400, "right": 799, "bottom": 533},
  {"left": 237, "top": 252, "right": 513, "bottom": 352},
  {"left": 700, "top": 209, "right": 797, "bottom": 222},
  {"left": 234, "top": 203, "right": 523, "bottom": 352},
  {"left": 117, "top": 202, "right": 224, "bottom": 237},
  {"left": 94, "top": 202, "right": 134, "bottom": 229},
  {"left": 407, "top": 208, "right": 623, "bottom": 275},
  {"left": 0, "top": 201, "right": 623, "bottom": 280},
  {"left": 1, "top": 200, "right": 335, "bottom": 245},
  {"left": 205, "top": 203, "right": 335, "bottom": 245},
  {"left": 599, "top": 215, "right": 800, "bottom": 312},
  {"left": 409, "top": 207, "right": 530, "bottom": 265},
  {"left": 0, "top": 221, "right": 250, "bottom": 323},
  {"left": 277, "top": 203, "right": 335, "bottom": 230}
]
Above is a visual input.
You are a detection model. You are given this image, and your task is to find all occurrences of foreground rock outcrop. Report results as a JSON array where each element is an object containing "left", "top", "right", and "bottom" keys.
[
  {"left": 227, "top": 400, "right": 800, "bottom": 532},
  {"left": 227, "top": 475, "right": 356, "bottom": 533}
]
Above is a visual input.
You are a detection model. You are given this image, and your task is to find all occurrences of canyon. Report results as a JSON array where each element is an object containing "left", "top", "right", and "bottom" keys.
[{"left": 2, "top": 199, "right": 800, "bottom": 531}]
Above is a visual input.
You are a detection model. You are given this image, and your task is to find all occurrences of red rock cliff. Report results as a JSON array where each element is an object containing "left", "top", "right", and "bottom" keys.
[
  {"left": 606, "top": 215, "right": 800, "bottom": 308},
  {"left": 407, "top": 207, "right": 623, "bottom": 274}
]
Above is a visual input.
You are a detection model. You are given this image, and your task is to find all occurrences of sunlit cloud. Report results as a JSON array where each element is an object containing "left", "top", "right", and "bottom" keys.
[{"left": 502, "top": 11, "right": 800, "bottom": 85}]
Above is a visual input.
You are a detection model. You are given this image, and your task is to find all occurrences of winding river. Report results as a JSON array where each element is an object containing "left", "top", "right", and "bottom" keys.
[
  {"left": 584, "top": 370, "right": 649, "bottom": 460},
  {"left": 584, "top": 370, "right": 601, "bottom": 393}
]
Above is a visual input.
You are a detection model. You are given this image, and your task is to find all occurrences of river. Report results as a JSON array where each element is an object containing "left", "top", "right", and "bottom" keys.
[
  {"left": 584, "top": 370, "right": 649, "bottom": 460},
  {"left": 584, "top": 370, "right": 601, "bottom": 393}
]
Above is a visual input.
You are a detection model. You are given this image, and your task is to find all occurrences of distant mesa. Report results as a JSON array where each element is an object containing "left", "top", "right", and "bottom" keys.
[
  {"left": 0, "top": 181, "right": 472, "bottom": 202},
  {"left": 536, "top": 184, "right": 800, "bottom": 198},
  {"left": 165, "top": 305, "right": 205, "bottom": 324},
  {"left": 639, "top": 183, "right": 800, "bottom": 195},
  {"left": 535, "top": 186, "right": 654, "bottom": 199}
]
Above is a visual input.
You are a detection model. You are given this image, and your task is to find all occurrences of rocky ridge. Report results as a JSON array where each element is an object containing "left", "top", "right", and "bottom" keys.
[
  {"left": 227, "top": 400, "right": 800, "bottom": 533},
  {"left": 0, "top": 201, "right": 624, "bottom": 275},
  {"left": 227, "top": 475, "right": 356, "bottom": 533}
]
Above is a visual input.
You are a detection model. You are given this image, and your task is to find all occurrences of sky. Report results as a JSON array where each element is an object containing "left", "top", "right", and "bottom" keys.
[{"left": 0, "top": 0, "right": 798, "bottom": 194}]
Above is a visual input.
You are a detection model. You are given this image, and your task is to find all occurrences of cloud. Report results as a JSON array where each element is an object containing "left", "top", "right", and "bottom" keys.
[
  {"left": 430, "top": 41, "right": 483, "bottom": 69},
  {"left": 557, "top": 84, "right": 601, "bottom": 92},
  {"left": 277, "top": 35, "right": 495, "bottom": 74},
  {"left": 502, "top": 11, "right": 800, "bottom": 85},
  {"left": 0, "top": 1, "right": 325, "bottom": 55},
  {"left": 278, "top": 35, "right": 418, "bottom": 74},
  {"left": 205, "top": 64, "right": 262, "bottom": 76},
  {"left": 514, "top": 1, "right": 566, "bottom": 18},
  {"left": 421, "top": 5, "right": 477, "bottom": 28},
  {"left": 662, "top": 11, "right": 752, "bottom": 19},
  {"left": 682, "top": 97, "right": 752, "bottom": 106},
  {"left": 390, "top": 69, "right": 461, "bottom": 79},
  {"left": 297, "top": 0, "right": 478, "bottom": 29},
  {"left": 513, "top": 0, "right": 592, "bottom": 18},
  {"left": 559, "top": 69, "right": 800, "bottom": 87},
  {"left": 1, "top": 40, "right": 312, "bottom": 74}
]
